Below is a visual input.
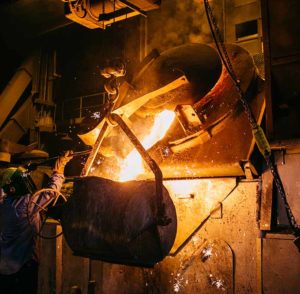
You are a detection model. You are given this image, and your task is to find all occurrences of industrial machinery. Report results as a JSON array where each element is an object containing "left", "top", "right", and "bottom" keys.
[
  {"left": 0, "top": 50, "right": 60, "bottom": 162},
  {"left": 58, "top": 42, "right": 266, "bottom": 267},
  {"left": 64, "top": 0, "right": 161, "bottom": 29},
  {"left": 1, "top": 0, "right": 300, "bottom": 293}
]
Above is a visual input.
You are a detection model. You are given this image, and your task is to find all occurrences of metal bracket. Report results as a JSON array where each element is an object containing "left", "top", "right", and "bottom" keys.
[
  {"left": 210, "top": 202, "right": 223, "bottom": 219},
  {"left": 175, "top": 104, "right": 203, "bottom": 135},
  {"left": 242, "top": 161, "right": 257, "bottom": 180}
]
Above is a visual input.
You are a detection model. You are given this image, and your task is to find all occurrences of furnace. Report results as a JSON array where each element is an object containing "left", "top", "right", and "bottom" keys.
[{"left": 58, "top": 42, "right": 265, "bottom": 267}]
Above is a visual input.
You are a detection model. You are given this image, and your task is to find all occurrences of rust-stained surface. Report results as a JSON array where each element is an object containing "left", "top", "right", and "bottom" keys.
[
  {"left": 263, "top": 237, "right": 300, "bottom": 294},
  {"left": 273, "top": 152, "right": 300, "bottom": 224},
  {"left": 61, "top": 177, "right": 177, "bottom": 267},
  {"left": 38, "top": 180, "right": 263, "bottom": 293},
  {"left": 49, "top": 42, "right": 269, "bottom": 292},
  {"left": 260, "top": 170, "right": 273, "bottom": 230},
  {"left": 61, "top": 177, "right": 237, "bottom": 259},
  {"left": 151, "top": 44, "right": 265, "bottom": 178},
  {"left": 38, "top": 178, "right": 300, "bottom": 293},
  {"left": 1, "top": 1, "right": 300, "bottom": 293},
  {"left": 163, "top": 178, "right": 237, "bottom": 253},
  {"left": 261, "top": 151, "right": 300, "bottom": 229},
  {"left": 81, "top": 43, "right": 265, "bottom": 180}
]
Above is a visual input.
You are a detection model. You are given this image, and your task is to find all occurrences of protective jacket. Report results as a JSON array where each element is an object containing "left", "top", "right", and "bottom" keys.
[{"left": 0, "top": 173, "right": 64, "bottom": 275}]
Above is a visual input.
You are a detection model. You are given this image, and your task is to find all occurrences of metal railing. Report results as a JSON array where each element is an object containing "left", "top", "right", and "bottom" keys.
[{"left": 57, "top": 92, "right": 107, "bottom": 121}]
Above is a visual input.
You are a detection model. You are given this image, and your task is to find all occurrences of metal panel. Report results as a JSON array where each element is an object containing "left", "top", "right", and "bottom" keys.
[
  {"left": 0, "top": 95, "right": 36, "bottom": 142},
  {"left": 97, "top": 181, "right": 259, "bottom": 293},
  {"left": 274, "top": 152, "right": 300, "bottom": 224},
  {"left": 263, "top": 238, "right": 300, "bottom": 294},
  {"left": 101, "top": 263, "right": 144, "bottom": 294},
  {"left": 260, "top": 171, "right": 273, "bottom": 230},
  {"left": 0, "top": 58, "right": 33, "bottom": 129},
  {"left": 197, "top": 181, "right": 259, "bottom": 293},
  {"left": 38, "top": 181, "right": 261, "bottom": 293},
  {"left": 153, "top": 239, "right": 234, "bottom": 293},
  {"left": 271, "top": 61, "right": 300, "bottom": 139},
  {"left": 261, "top": 0, "right": 300, "bottom": 139},
  {"left": 38, "top": 224, "right": 57, "bottom": 294},
  {"left": 268, "top": 1, "right": 300, "bottom": 59},
  {"left": 61, "top": 238, "right": 90, "bottom": 294},
  {"left": 164, "top": 178, "right": 237, "bottom": 253},
  {"left": 234, "top": 0, "right": 257, "bottom": 6}
]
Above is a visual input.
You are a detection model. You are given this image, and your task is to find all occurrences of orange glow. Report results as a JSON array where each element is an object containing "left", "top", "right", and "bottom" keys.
[{"left": 118, "top": 110, "right": 175, "bottom": 182}]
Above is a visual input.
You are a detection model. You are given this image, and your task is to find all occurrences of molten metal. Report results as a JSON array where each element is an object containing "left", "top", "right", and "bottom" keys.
[{"left": 118, "top": 110, "right": 175, "bottom": 181}]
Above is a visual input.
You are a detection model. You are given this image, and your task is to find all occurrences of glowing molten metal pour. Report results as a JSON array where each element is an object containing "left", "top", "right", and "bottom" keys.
[{"left": 118, "top": 110, "right": 175, "bottom": 182}]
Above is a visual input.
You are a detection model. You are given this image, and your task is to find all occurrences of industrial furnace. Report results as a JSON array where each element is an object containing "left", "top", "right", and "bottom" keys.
[{"left": 57, "top": 41, "right": 264, "bottom": 267}]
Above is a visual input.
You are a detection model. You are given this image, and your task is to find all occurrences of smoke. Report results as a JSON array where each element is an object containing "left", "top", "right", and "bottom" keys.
[{"left": 147, "top": 0, "right": 223, "bottom": 52}]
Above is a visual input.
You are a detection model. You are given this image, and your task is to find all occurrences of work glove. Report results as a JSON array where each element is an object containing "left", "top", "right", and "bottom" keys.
[{"left": 53, "top": 150, "right": 74, "bottom": 174}]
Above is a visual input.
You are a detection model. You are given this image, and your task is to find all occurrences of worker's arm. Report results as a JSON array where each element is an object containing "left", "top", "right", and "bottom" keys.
[{"left": 29, "top": 151, "right": 73, "bottom": 215}]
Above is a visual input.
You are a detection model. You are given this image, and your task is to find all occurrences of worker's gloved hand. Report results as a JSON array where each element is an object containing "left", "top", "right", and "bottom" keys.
[{"left": 53, "top": 150, "right": 74, "bottom": 174}]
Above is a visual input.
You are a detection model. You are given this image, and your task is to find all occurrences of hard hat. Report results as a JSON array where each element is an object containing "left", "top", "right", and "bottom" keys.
[
  {"left": 0, "top": 167, "right": 33, "bottom": 197},
  {"left": 0, "top": 167, "right": 18, "bottom": 188}
]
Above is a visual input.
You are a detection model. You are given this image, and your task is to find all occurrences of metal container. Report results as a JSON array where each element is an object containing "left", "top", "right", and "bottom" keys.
[{"left": 61, "top": 176, "right": 177, "bottom": 267}]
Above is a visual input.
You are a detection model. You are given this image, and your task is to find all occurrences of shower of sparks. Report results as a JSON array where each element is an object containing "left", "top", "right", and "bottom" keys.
[
  {"left": 173, "top": 274, "right": 184, "bottom": 293},
  {"left": 201, "top": 246, "right": 213, "bottom": 262},
  {"left": 91, "top": 112, "right": 101, "bottom": 119},
  {"left": 208, "top": 274, "right": 226, "bottom": 291}
]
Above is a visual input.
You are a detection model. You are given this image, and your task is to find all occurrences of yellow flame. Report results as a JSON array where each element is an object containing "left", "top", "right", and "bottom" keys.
[{"left": 118, "top": 110, "right": 175, "bottom": 182}]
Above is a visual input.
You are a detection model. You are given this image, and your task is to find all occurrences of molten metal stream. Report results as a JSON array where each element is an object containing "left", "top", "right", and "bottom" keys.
[{"left": 118, "top": 110, "right": 175, "bottom": 181}]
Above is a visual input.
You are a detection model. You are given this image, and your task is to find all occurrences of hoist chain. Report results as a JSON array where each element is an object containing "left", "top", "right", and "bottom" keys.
[
  {"left": 204, "top": 0, "right": 256, "bottom": 128},
  {"left": 204, "top": 0, "right": 300, "bottom": 234}
]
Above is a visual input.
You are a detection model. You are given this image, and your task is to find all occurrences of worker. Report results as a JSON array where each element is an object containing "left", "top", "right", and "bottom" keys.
[{"left": 0, "top": 151, "right": 73, "bottom": 294}]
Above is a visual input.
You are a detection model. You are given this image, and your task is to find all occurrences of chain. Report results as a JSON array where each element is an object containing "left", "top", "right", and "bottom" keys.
[
  {"left": 204, "top": 0, "right": 257, "bottom": 129},
  {"left": 204, "top": 0, "right": 299, "bottom": 234}
]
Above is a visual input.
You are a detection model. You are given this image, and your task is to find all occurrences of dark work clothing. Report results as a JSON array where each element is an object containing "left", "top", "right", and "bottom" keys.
[
  {"left": 0, "top": 172, "right": 64, "bottom": 293},
  {"left": 0, "top": 259, "right": 38, "bottom": 294},
  {"left": 0, "top": 194, "right": 38, "bottom": 275}
]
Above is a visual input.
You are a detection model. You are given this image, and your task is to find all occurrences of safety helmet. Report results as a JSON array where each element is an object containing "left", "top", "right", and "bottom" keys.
[
  {"left": 0, "top": 167, "right": 18, "bottom": 187},
  {"left": 0, "top": 167, "right": 35, "bottom": 196}
]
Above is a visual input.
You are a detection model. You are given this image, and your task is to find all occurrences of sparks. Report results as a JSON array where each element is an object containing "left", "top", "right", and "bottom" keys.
[{"left": 91, "top": 112, "right": 101, "bottom": 119}]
